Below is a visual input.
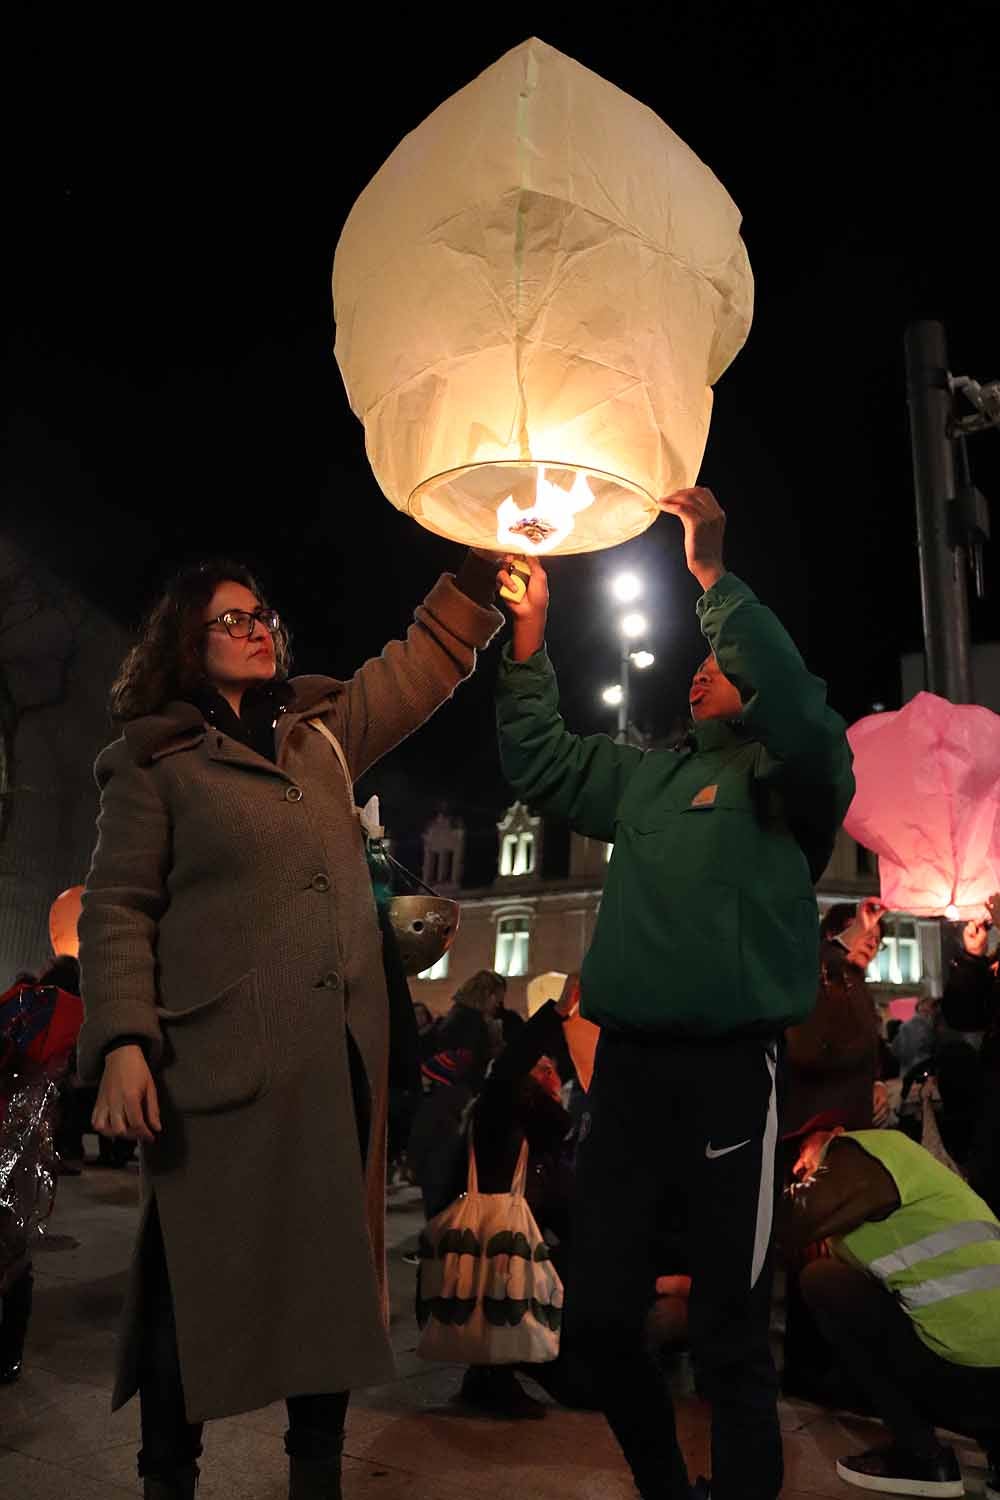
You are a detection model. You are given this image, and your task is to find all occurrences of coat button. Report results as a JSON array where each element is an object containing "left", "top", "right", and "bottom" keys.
[
  {"left": 285, "top": 785, "right": 303, "bottom": 802},
  {"left": 321, "top": 971, "right": 341, "bottom": 990},
  {"left": 312, "top": 873, "right": 331, "bottom": 892}
]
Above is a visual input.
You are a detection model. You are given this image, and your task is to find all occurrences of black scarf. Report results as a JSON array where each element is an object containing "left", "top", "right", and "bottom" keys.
[{"left": 190, "top": 681, "right": 293, "bottom": 763}]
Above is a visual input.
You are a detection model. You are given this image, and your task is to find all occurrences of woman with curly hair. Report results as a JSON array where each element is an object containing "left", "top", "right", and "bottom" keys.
[{"left": 78, "top": 553, "right": 503, "bottom": 1499}]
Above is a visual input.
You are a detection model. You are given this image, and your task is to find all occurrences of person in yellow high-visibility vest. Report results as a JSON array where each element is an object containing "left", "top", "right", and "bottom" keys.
[{"left": 779, "top": 1112, "right": 1000, "bottom": 1500}]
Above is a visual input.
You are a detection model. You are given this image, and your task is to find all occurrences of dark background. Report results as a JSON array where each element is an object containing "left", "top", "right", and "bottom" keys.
[{"left": 6, "top": 3, "right": 1000, "bottom": 876}]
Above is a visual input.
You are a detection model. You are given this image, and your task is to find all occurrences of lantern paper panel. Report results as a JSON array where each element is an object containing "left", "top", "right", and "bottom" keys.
[
  {"left": 333, "top": 37, "right": 753, "bottom": 555},
  {"left": 844, "top": 692, "right": 1000, "bottom": 919}
]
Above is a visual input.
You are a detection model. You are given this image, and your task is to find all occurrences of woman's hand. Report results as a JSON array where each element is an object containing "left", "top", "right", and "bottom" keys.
[
  {"left": 92, "top": 1045, "right": 162, "bottom": 1143},
  {"left": 963, "top": 894, "right": 998, "bottom": 957},
  {"left": 499, "top": 556, "right": 549, "bottom": 662},
  {"left": 657, "top": 487, "right": 727, "bottom": 592}
]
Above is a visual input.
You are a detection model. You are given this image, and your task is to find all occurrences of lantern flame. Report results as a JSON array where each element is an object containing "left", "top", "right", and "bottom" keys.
[{"left": 496, "top": 468, "right": 596, "bottom": 554}]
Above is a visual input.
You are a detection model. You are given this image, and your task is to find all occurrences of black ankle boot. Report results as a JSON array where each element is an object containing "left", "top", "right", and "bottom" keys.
[
  {"left": 288, "top": 1454, "right": 343, "bottom": 1499},
  {"left": 143, "top": 1461, "right": 199, "bottom": 1498}
]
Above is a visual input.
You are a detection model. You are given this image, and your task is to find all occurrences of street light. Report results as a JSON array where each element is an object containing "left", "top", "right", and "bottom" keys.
[
  {"left": 631, "top": 650, "right": 655, "bottom": 670},
  {"left": 611, "top": 571, "right": 642, "bottom": 604},
  {"left": 602, "top": 684, "right": 624, "bottom": 707},
  {"left": 620, "top": 611, "right": 648, "bottom": 639}
]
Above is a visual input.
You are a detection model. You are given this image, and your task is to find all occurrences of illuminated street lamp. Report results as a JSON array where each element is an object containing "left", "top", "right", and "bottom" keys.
[
  {"left": 631, "top": 651, "right": 655, "bottom": 671},
  {"left": 602, "top": 684, "right": 624, "bottom": 707},
  {"left": 611, "top": 572, "right": 642, "bottom": 604},
  {"left": 620, "top": 611, "right": 648, "bottom": 639}
]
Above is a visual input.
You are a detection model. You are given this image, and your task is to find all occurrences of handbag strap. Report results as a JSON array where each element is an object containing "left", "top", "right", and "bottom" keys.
[
  {"left": 466, "top": 1130, "right": 479, "bottom": 1196},
  {"left": 511, "top": 1137, "right": 530, "bottom": 1196},
  {"left": 306, "top": 718, "right": 357, "bottom": 817}
]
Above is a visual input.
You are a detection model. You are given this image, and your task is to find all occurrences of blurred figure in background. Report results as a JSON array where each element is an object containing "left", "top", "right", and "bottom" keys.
[
  {"left": 784, "top": 899, "right": 884, "bottom": 1138},
  {"left": 941, "top": 895, "right": 1000, "bottom": 1213},
  {"left": 408, "top": 971, "right": 506, "bottom": 1219},
  {"left": 0, "top": 961, "right": 84, "bottom": 1382}
]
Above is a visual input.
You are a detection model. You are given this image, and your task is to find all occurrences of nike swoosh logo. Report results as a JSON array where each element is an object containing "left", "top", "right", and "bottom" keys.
[{"left": 705, "top": 1138, "right": 752, "bottom": 1159}]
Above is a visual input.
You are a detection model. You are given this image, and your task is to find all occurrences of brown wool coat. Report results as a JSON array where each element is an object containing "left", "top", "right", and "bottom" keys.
[{"left": 77, "top": 576, "right": 503, "bottom": 1421}]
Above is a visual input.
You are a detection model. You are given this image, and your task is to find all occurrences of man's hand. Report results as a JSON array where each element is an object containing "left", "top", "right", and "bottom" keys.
[
  {"left": 92, "top": 1045, "right": 162, "bottom": 1144},
  {"left": 963, "top": 893, "right": 999, "bottom": 957},
  {"left": 499, "top": 556, "right": 549, "bottom": 662},
  {"left": 657, "top": 487, "right": 726, "bottom": 592}
]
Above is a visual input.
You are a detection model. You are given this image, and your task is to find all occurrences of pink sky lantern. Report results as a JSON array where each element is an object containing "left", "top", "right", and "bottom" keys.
[{"left": 844, "top": 692, "right": 1000, "bottom": 920}]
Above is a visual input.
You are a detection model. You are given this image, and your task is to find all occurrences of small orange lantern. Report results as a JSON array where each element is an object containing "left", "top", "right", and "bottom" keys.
[{"left": 48, "top": 885, "right": 84, "bottom": 958}]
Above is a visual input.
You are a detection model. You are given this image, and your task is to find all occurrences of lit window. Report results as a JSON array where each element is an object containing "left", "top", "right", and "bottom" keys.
[
  {"left": 500, "top": 833, "right": 519, "bottom": 876},
  {"left": 495, "top": 915, "right": 530, "bottom": 977},
  {"left": 501, "top": 831, "right": 534, "bottom": 876},
  {"left": 867, "top": 922, "right": 922, "bottom": 985},
  {"left": 418, "top": 951, "right": 450, "bottom": 981}
]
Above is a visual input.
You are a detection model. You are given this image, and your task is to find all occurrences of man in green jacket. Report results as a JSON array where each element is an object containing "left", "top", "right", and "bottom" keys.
[{"left": 496, "top": 488, "right": 855, "bottom": 1500}]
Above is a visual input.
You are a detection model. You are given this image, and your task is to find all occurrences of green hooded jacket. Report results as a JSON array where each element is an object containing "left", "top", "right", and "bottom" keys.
[{"left": 495, "top": 572, "right": 855, "bottom": 1036}]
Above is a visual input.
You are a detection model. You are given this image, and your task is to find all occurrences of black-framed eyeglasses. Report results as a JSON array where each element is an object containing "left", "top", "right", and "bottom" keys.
[{"left": 204, "top": 608, "right": 281, "bottom": 639}]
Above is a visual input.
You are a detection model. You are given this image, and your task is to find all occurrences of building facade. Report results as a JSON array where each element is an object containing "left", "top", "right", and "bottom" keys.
[{"left": 410, "top": 800, "right": 944, "bottom": 1022}]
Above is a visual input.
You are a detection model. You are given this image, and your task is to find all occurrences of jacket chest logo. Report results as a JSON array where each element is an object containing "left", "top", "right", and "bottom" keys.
[{"left": 690, "top": 784, "right": 718, "bottom": 809}]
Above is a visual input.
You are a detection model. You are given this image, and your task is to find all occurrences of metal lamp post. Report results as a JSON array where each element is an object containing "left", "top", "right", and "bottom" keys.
[{"left": 905, "top": 319, "right": 996, "bottom": 705}]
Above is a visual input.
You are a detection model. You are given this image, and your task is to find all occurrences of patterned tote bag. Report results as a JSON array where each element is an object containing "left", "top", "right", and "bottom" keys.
[{"left": 416, "top": 1132, "right": 563, "bottom": 1365}]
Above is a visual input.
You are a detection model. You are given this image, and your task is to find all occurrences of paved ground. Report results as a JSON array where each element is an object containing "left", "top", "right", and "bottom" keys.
[{"left": 0, "top": 1155, "right": 991, "bottom": 1497}]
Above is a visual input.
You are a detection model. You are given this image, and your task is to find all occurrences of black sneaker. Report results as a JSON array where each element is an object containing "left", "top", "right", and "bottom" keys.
[{"left": 836, "top": 1443, "right": 964, "bottom": 1497}]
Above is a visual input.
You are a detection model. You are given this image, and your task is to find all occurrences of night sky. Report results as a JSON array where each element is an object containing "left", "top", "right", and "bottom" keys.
[{"left": 8, "top": 4, "right": 1000, "bottom": 873}]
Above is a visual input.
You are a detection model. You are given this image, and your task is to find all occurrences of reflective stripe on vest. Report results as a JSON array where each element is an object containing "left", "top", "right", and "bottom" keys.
[
  {"left": 899, "top": 1263, "right": 1000, "bottom": 1309},
  {"left": 869, "top": 1220, "right": 1000, "bottom": 1279}
]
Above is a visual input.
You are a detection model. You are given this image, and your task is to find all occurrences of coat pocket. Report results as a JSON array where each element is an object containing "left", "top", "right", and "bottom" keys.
[{"left": 156, "top": 970, "right": 268, "bottom": 1115}]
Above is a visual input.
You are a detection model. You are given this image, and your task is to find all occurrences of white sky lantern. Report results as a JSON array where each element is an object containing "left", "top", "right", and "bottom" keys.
[{"left": 333, "top": 37, "right": 753, "bottom": 555}]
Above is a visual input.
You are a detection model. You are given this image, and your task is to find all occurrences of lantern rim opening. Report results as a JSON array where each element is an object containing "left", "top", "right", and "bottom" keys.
[{"left": 407, "top": 459, "right": 658, "bottom": 556}]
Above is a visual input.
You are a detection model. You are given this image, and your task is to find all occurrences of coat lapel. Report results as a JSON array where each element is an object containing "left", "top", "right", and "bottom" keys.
[
  {"left": 274, "top": 678, "right": 343, "bottom": 767},
  {"left": 204, "top": 732, "right": 290, "bottom": 780}
]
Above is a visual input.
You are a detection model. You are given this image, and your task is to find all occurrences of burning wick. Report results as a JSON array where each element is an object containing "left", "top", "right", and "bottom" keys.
[
  {"left": 496, "top": 467, "right": 596, "bottom": 554},
  {"left": 507, "top": 516, "right": 558, "bottom": 546}
]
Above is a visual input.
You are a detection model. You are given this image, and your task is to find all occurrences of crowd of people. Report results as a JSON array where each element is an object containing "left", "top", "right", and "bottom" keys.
[{"left": 1, "top": 487, "right": 998, "bottom": 1500}]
